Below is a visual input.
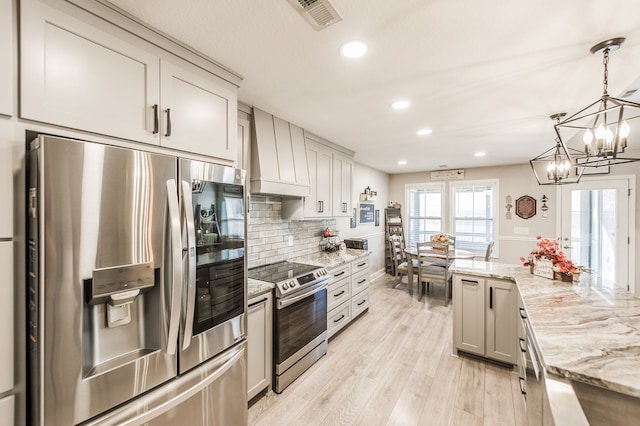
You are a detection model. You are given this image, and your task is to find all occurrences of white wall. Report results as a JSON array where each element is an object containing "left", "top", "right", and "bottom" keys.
[{"left": 335, "top": 162, "right": 389, "bottom": 277}]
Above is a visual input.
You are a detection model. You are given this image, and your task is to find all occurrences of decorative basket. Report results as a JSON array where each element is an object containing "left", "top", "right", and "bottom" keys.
[
  {"left": 532, "top": 256, "right": 554, "bottom": 279},
  {"left": 320, "top": 236, "right": 342, "bottom": 252}
]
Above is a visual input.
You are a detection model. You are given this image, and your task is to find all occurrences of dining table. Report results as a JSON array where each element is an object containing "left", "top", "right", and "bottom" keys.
[{"left": 403, "top": 246, "right": 476, "bottom": 295}]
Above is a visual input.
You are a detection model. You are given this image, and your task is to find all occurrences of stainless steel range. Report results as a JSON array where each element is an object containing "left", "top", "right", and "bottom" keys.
[{"left": 248, "top": 261, "right": 329, "bottom": 393}]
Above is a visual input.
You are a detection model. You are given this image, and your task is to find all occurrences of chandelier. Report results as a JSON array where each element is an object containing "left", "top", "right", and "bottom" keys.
[
  {"left": 554, "top": 38, "right": 640, "bottom": 168},
  {"left": 530, "top": 113, "right": 584, "bottom": 185}
]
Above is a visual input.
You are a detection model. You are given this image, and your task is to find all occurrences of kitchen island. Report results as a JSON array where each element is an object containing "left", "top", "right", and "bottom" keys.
[{"left": 451, "top": 259, "right": 640, "bottom": 425}]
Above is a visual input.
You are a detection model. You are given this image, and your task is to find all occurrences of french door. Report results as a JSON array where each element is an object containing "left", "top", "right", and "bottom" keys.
[{"left": 560, "top": 177, "right": 631, "bottom": 289}]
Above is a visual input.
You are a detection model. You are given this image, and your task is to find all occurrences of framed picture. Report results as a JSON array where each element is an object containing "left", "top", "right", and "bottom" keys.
[
  {"left": 359, "top": 202, "right": 375, "bottom": 225},
  {"left": 374, "top": 209, "right": 380, "bottom": 226}
]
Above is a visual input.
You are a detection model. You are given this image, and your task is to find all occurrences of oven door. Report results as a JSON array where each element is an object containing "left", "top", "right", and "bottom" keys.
[{"left": 274, "top": 281, "right": 328, "bottom": 372}]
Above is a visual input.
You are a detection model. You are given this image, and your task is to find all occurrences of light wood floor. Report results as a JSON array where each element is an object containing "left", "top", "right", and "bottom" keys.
[{"left": 248, "top": 274, "right": 527, "bottom": 426}]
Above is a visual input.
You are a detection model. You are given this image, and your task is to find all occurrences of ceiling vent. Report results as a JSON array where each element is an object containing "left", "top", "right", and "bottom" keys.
[{"left": 287, "top": 0, "right": 342, "bottom": 30}]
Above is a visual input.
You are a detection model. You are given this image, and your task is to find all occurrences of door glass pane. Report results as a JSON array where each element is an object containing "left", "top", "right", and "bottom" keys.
[
  {"left": 192, "top": 180, "right": 245, "bottom": 335},
  {"left": 570, "top": 189, "right": 617, "bottom": 284}
]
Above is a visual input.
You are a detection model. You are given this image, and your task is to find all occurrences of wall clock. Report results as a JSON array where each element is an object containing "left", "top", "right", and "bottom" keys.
[{"left": 515, "top": 195, "right": 536, "bottom": 219}]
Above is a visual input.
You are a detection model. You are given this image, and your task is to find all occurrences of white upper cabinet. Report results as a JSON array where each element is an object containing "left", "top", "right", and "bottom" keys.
[
  {"left": 0, "top": 0, "right": 12, "bottom": 117},
  {"left": 304, "top": 139, "right": 333, "bottom": 218},
  {"left": 20, "top": 0, "right": 238, "bottom": 160},
  {"left": 20, "top": 0, "right": 160, "bottom": 145},
  {"left": 160, "top": 59, "right": 237, "bottom": 159},
  {"left": 332, "top": 153, "right": 353, "bottom": 217}
]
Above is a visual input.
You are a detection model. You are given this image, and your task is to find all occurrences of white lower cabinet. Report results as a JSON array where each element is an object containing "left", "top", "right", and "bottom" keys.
[
  {"left": 247, "top": 292, "right": 272, "bottom": 401},
  {"left": 0, "top": 395, "right": 14, "bottom": 426},
  {"left": 0, "top": 242, "right": 13, "bottom": 396},
  {"left": 327, "top": 255, "right": 370, "bottom": 338},
  {"left": 453, "top": 274, "right": 517, "bottom": 365}
]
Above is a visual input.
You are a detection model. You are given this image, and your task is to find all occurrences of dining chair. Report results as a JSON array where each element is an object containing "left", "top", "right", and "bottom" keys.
[
  {"left": 484, "top": 240, "right": 495, "bottom": 261},
  {"left": 416, "top": 241, "right": 453, "bottom": 306},
  {"left": 388, "top": 235, "right": 417, "bottom": 291}
]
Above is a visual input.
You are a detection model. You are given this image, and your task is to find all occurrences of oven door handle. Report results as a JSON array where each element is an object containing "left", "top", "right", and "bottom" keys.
[{"left": 277, "top": 281, "right": 328, "bottom": 309}]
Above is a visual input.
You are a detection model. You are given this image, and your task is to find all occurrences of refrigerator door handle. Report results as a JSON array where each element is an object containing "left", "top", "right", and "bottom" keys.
[
  {"left": 166, "top": 179, "right": 183, "bottom": 356},
  {"left": 180, "top": 179, "right": 197, "bottom": 350}
]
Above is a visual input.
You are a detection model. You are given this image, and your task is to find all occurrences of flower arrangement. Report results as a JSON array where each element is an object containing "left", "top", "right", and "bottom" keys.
[
  {"left": 431, "top": 233, "right": 454, "bottom": 244},
  {"left": 520, "top": 236, "right": 579, "bottom": 280}
]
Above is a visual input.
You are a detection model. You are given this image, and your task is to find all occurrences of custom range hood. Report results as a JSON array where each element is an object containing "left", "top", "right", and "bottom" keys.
[{"left": 250, "top": 107, "right": 311, "bottom": 197}]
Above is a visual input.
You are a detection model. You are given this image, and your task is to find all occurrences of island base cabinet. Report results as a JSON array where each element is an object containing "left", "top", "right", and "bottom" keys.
[
  {"left": 485, "top": 279, "right": 518, "bottom": 364},
  {"left": 247, "top": 292, "right": 272, "bottom": 401},
  {"left": 453, "top": 275, "right": 485, "bottom": 356},
  {"left": 453, "top": 274, "right": 517, "bottom": 365}
]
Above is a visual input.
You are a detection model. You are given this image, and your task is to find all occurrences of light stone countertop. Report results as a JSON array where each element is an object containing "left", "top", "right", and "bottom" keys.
[
  {"left": 248, "top": 278, "right": 274, "bottom": 300},
  {"left": 451, "top": 259, "right": 640, "bottom": 399},
  {"left": 292, "top": 248, "right": 370, "bottom": 269}
]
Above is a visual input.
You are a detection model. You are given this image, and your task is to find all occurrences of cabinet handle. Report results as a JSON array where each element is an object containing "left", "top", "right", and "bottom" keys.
[
  {"left": 357, "top": 262, "right": 366, "bottom": 267},
  {"left": 519, "top": 307, "right": 527, "bottom": 319},
  {"left": 519, "top": 377, "right": 526, "bottom": 396},
  {"left": 342, "top": 202, "right": 347, "bottom": 213},
  {"left": 489, "top": 287, "right": 493, "bottom": 309},
  {"left": 357, "top": 299, "right": 366, "bottom": 306},
  {"left": 248, "top": 297, "right": 268, "bottom": 308},
  {"left": 318, "top": 200, "right": 324, "bottom": 213},
  {"left": 334, "top": 271, "right": 345, "bottom": 277},
  {"left": 357, "top": 279, "right": 366, "bottom": 284},
  {"left": 519, "top": 337, "right": 527, "bottom": 353},
  {"left": 462, "top": 279, "right": 479, "bottom": 285},
  {"left": 152, "top": 104, "right": 159, "bottom": 134},
  {"left": 165, "top": 108, "right": 172, "bottom": 137},
  {"left": 333, "top": 290, "right": 345, "bottom": 297},
  {"left": 333, "top": 314, "right": 345, "bottom": 323}
]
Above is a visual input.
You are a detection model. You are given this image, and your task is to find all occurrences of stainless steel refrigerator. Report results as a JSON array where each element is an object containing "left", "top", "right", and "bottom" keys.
[{"left": 27, "top": 135, "right": 247, "bottom": 425}]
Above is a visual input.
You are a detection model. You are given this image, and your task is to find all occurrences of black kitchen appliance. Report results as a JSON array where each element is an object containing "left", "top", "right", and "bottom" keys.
[{"left": 344, "top": 238, "right": 368, "bottom": 250}]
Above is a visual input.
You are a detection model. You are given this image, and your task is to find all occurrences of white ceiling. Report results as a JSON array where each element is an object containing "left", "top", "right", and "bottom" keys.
[{"left": 105, "top": 0, "right": 640, "bottom": 174}]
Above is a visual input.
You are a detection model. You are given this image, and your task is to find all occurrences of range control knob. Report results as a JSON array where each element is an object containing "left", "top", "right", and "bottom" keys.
[
  {"left": 289, "top": 280, "right": 296, "bottom": 288},
  {"left": 282, "top": 282, "right": 289, "bottom": 290}
]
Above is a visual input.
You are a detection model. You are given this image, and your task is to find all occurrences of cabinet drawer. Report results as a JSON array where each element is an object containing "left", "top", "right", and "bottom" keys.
[
  {"left": 328, "top": 263, "right": 351, "bottom": 285},
  {"left": 351, "top": 289, "right": 369, "bottom": 318},
  {"left": 351, "top": 270, "right": 369, "bottom": 295},
  {"left": 327, "top": 280, "right": 351, "bottom": 312},
  {"left": 327, "top": 301, "right": 351, "bottom": 338},
  {"left": 352, "top": 257, "right": 369, "bottom": 275}
]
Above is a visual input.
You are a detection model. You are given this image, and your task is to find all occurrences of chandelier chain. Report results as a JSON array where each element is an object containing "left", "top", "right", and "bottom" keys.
[{"left": 602, "top": 48, "right": 609, "bottom": 95}]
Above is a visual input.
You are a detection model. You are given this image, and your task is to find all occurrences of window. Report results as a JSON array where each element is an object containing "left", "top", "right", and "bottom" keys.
[
  {"left": 451, "top": 181, "right": 497, "bottom": 251},
  {"left": 406, "top": 184, "right": 443, "bottom": 246}
]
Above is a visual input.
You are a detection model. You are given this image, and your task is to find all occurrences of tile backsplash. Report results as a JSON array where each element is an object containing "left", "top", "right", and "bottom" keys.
[{"left": 247, "top": 195, "right": 335, "bottom": 269}]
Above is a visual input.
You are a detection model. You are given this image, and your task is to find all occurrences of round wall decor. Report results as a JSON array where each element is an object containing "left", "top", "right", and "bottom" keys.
[{"left": 515, "top": 195, "right": 536, "bottom": 219}]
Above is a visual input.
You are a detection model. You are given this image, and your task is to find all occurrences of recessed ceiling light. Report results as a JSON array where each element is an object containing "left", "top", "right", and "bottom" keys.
[
  {"left": 416, "top": 129, "right": 432, "bottom": 136},
  {"left": 340, "top": 41, "right": 367, "bottom": 59},
  {"left": 398, "top": 160, "right": 407, "bottom": 165},
  {"left": 474, "top": 152, "right": 486, "bottom": 157},
  {"left": 391, "top": 100, "right": 410, "bottom": 110}
]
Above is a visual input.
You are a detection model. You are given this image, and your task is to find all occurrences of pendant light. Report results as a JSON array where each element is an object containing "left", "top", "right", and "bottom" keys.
[
  {"left": 554, "top": 38, "right": 640, "bottom": 168},
  {"left": 530, "top": 113, "right": 584, "bottom": 185}
]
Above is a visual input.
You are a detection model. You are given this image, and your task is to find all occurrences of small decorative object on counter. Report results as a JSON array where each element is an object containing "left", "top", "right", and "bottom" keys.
[
  {"left": 320, "top": 227, "right": 342, "bottom": 252},
  {"left": 520, "top": 236, "right": 580, "bottom": 282}
]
